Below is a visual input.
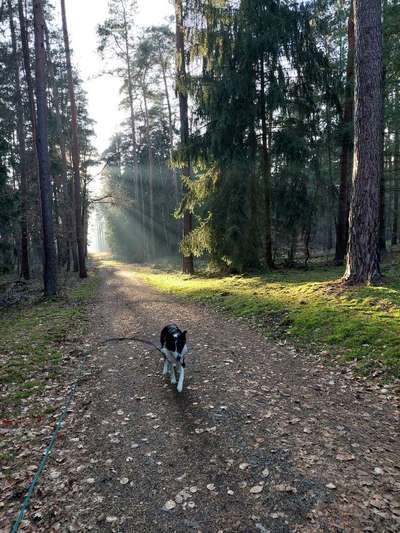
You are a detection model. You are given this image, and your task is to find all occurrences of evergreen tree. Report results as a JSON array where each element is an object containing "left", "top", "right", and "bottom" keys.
[{"left": 344, "top": 0, "right": 384, "bottom": 284}]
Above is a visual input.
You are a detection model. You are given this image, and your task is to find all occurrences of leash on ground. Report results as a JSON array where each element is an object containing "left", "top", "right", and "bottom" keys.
[
  {"left": 10, "top": 337, "right": 164, "bottom": 531},
  {"left": 103, "top": 336, "right": 164, "bottom": 355},
  {"left": 10, "top": 351, "right": 90, "bottom": 533},
  {"left": 103, "top": 336, "right": 189, "bottom": 367}
]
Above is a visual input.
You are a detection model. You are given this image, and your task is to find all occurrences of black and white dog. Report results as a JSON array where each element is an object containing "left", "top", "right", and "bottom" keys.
[{"left": 160, "top": 324, "right": 188, "bottom": 393}]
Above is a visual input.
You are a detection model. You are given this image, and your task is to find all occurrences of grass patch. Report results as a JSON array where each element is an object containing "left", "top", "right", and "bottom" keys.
[
  {"left": 0, "top": 270, "right": 100, "bottom": 416},
  {"left": 100, "top": 256, "right": 400, "bottom": 381}
]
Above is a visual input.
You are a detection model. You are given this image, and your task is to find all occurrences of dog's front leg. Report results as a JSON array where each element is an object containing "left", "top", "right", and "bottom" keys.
[
  {"left": 177, "top": 364, "right": 184, "bottom": 393},
  {"left": 162, "top": 357, "right": 169, "bottom": 375},
  {"left": 170, "top": 364, "right": 177, "bottom": 385}
]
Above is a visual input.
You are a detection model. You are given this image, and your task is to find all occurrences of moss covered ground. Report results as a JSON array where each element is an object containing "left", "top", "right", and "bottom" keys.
[{"left": 98, "top": 255, "right": 400, "bottom": 381}]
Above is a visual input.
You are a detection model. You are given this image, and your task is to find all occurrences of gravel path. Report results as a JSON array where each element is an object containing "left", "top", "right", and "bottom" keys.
[{"left": 15, "top": 262, "right": 400, "bottom": 532}]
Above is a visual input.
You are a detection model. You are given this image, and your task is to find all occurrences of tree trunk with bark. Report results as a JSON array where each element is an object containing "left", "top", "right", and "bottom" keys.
[
  {"left": 335, "top": 0, "right": 355, "bottom": 265},
  {"left": 392, "top": 126, "right": 399, "bottom": 245},
  {"left": 161, "top": 59, "right": 179, "bottom": 197},
  {"left": 120, "top": 2, "right": 146, "bottom": 262},
  {"left": 17, "top": 0, "right": 38, "bottom": 158},
  {"left": 142, "top": 79, "right": 155, "bottom": 258},
  {"left": 8, "top": 0, "right": 30, "bottom": 280},
  {"left": 45, "top": 21, "right": 78, "bottom": 270},
  {"left": 33, "top": 0, "right": 57, "bottom": 296},
  {"left": 259, "top": 57, "right": 274, "bottom": 269},
  {"left": 343, "top": 0, "right": 383, "bottom": 285},
  {"left": 175, "top": 0, "right": 194, "bottom": 274},
  {"left": 378, "top": 152, "right": 386, "bottom": 254},
  {"left": 60, "top": 0, "right": 87, "bottom": 278},
  {"left": 18, "top": 0, "right": 41, "bottom": 268}
]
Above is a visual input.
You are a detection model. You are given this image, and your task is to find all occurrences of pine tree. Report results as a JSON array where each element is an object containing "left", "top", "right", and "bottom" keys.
[
  {"left": 344, "top": 0, "right": 384, "bottom": 284},
  {"left": 7, "top": 0, "right": 30, "bottom": 279},
  {"left": 33, "top": 0, "right": 57, "bottom": 296},
  {"left": 60, "top": 0, "right": 87, "bottom": 278},
  {"left": 335, "top": 0, "right": 354, "bottom": 265},
  {"left": 175, "top": 0, "right": 194, "bottom": 274}
]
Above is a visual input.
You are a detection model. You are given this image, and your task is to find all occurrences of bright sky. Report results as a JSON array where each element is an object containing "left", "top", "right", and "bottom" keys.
[{"left": 64, "top": 0, "right": 174, "bottom": 156}]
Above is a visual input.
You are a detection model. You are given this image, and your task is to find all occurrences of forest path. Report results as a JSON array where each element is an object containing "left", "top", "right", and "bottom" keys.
[{"left": 36, "top": 261, "right": 399, "bottom": 532}]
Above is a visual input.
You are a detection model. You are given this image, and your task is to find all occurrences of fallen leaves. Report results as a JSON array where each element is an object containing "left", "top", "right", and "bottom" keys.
[
  {"left": 336, "top": 453, "right": 355, "bottom": 462},
  {"left": 4, "top": 265, "right": 399, "bottom": 533},
  {"left": 274, "top": 484, "right": 297, "bottom": 494},
  {"left": 163, "top": 500, "right": 176, "bottom": 511},
  {"left": 250, "top": 483, "right": 264, "bottom": 494}
]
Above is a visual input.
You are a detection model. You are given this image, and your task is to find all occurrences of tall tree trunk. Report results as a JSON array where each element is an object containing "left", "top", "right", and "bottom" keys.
[
  {"left": 33, "top": 0, "right": 57, "bottom": 296},
  {"left": 335, "top": 0, "right": 354, "bottom": 265},
  {"left": 161, "top": 60, "right": 179, "bottom": 197},
  {"left": 8, "top": 0, "right": 30, "bottom": 280},
  {"left": 60, "top": 0, "right": 87, "bottom": 278},
  {"left": 259, "top": 57, "right": 274, "bottom": 268},
  {"left": 142, "top": 80, "right": 155, "bottom": 258},
  {"left": 45, "top": 22, "right": 77, "bottom": 269},
  {"left": 53, "top": 176, "right": 63, "bottom": 263},
  {"left": 82, "top": 173, "right": 89, "bottom": 258},
  {"left": 378, "top": 152, "right": 386, "bottom": 254},
  {"left": 175, "top": 0, "right": 194, "bottom": 274},
  {"left": 17, "top": 0, "right": 37, "bottom": 156},
  {"left": 246, "top": 124, "right": 260, "bottom": 269},
  {"left": 344, "top": 0, "right": 383, "bottom": 285},
  {"left": 17, "top": 0, "right": 41, "bottom": 271},
  {"left": 392, "top": 126, "right": 399, "bottom": 245},
  {"left": 68, "top": 177, "right": 79, "bottom": 270},
  {"left": 120, "top": 2, "right": 146, "bottom": 261}
]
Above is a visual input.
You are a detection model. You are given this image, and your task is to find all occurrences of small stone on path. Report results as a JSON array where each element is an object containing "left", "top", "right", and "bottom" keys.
[{"left": 163, "top": 500, "right": 176, "bottom": 511}]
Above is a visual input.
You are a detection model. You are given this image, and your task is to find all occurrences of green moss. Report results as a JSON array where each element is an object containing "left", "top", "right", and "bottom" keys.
[
  {"left": 125, "top": 259, "right": 400, "bottom": 380},
  {"left": 0, "top": 269, "right": 100, "bottom": 416}
]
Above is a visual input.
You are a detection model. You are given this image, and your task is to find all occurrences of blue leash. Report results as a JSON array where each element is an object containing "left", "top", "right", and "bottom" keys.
[
  {"left": 10, "top": 354, "right": 88, "bottom": 533},
  {"left": 10, "top": 337, "right": 161, "bottom": 531}
]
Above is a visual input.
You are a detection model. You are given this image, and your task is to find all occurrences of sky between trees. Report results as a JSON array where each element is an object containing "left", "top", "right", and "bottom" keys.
[{"left": 65, "top": 0, "right": 174, "bottom": 157}]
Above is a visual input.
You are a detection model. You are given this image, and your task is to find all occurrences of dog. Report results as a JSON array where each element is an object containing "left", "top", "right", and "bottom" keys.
[{"left": 160, "top": 324, "right": 188, "bottom": 393}]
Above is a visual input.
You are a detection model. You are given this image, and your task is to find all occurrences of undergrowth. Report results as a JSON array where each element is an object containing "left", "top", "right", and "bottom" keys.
[
  {"left": 99, "top": 255, "right": 400, "bottom": 381},
  {"left": 0, "top": 270, "right": 99, "bottom": 417}
]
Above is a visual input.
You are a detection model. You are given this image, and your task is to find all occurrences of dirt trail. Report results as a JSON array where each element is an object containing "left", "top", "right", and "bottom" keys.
[{"left": 15, "top": 262, "right": 400, "bottom": 532}]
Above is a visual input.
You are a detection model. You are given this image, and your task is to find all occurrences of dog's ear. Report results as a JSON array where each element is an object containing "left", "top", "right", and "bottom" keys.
[{"left": 182, "top": 330, "right": 187, "bottom": 337}]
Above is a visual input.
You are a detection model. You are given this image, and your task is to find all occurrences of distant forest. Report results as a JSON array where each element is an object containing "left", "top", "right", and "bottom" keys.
[
  {"left": 96, "top": 0, "right": 399, "bottom": 281},
  {"left": 0, "top": 0, "right": 399, "bottom": 295}
]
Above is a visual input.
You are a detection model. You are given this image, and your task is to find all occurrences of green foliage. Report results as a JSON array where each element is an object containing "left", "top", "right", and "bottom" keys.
[
  {"left": 182, "top": 0, "right": 334, "bottom": 270},
  {"left": 135, "top": 256, "right": 400, "bottom": 380},
  {"left": 0, "top": 0, "right": 95, "bottom": 278}
]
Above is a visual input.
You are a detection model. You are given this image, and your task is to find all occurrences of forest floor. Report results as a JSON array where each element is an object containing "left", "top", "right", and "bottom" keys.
[
  {"left": 1, "top": 256, "right": 399, "bottom": 532},
  {"left": 135, "top": 254, "right": 400, "bottom": 381}
]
